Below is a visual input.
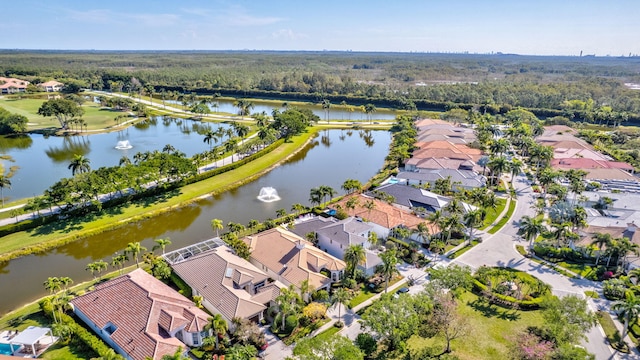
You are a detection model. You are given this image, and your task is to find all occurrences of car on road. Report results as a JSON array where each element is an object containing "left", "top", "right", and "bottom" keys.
[{"left": 393, "top": 287, "right": 410, "bottom": 298}]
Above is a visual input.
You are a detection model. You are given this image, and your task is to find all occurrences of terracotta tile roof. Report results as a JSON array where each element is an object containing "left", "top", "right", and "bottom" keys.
[
  {"left": 244, "top": 228, "right": 346, "bottom": 290},
  {"left": 584, "top": 168, "right": 638, "bottom": 181},
  {"left": 0, "top": 77, "right": 29, "bottom": 90},
  {"left": 171, "top": 246, "right": 274, "bottom": 322},
  {"left": 414, "top": 118, "right": 449, "bottom": 128},
  {"left": 38, "top": 80, "right": 63, "bottom": 87},
  {"left": 552, "top": 148, "right": 609, "bottom": 161},
  {"left": 333, "top": 194, "right": 438, "bottom": 233},
  {"left": 71, "top": 269, "right": 209, "bottom": 360},
  {"left": 552, "top": 158, "right": 634, "bottom": 172}
]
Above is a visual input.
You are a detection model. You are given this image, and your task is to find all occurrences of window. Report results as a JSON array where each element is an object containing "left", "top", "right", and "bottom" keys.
[
  {"left": 103, "top": 322, "right": 117, "bottom": 336},
  {"left": 192, "top": 332, "right": 199, "bottom": 345}
]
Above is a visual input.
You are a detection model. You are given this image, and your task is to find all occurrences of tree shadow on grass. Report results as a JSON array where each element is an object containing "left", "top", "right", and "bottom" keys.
[{"left": 468, "top": 297, "right": 521, "bottom": 322}]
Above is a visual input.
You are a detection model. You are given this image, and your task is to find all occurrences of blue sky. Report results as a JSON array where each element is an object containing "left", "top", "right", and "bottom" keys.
[{"left": 1, "top": 0, "right": 637, "bottom": 56}]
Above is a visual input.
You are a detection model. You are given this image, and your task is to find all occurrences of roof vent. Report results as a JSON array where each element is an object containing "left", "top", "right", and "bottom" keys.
[{"left": 225, "top": 268, "right": 233, "bottom": 278}]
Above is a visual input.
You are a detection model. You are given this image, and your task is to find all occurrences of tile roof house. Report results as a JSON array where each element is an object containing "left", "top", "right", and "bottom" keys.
[
  {"left": 332, "top": 194, "right": 439, "bottom": 240},
  {"left": 38, "top": 80, "right": 64, "bottom": 92},
  {"left": 414, "top": 118, "right": 450, "bottom": 129},
  {"left": 291, "top": 216, "right": 382, "bottom": 275},
  {"left": 404, "top": 157, "right": 480, "bottom": 173},
  {"left": 244, "top": 227, "right": 346, "bottom": 291},
  {"left": 551, "top": 158, "right": 634, "bottom": 173},
  {"left": 71, "top": 269, "right": 210, "bottom": 360},
  {"left": 170, "top": 245, "right": 281, "bottom": 324},
  {"left": 396, "top": 169, "right": 487, "bottom": 190},
  {"left": 0, "top": 77, "right": 29, "bottom": 94},
  {"left": 369, "top": 183, "right": 475, "bottom": 214}
]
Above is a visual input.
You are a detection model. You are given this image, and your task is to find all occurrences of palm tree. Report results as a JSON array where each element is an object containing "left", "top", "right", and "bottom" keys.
[
  {"left": 318, "top": 185, "right": 336, "bottom": 207},
  {"left": 291, "top": 203, "right": 307, "bottom": 215},
  {"left": 211, "top": 219, "right": 223, "bottom": 237},
  {"left": 487, "top": 156, "right": 508, "bottom": 187},
  {"left": 44, "top": 277, "right": 62, "bottom": 294},
  {"left": 203, "top": 129, "right": 217, "bottom": 150},
  {"left": 414, "top": 222, "right": 431, "bottom": 246},
  {"left": 345, "top": 197, "right": 359, "bottom": 216},
  {"left": 463, "top": 209, "right": 485, "bottom": 245},
  {"left": 331, "top": 287, "right": 352, "bottom": 325},
  {"left": 125, "top": 242, "right": 147, "bottom": 268},
  {"left": 344, "top": 244, "right": 367, "bottom": 279},
  {"left": 86, "top": 260, "right": 108, "bottom": 281},
  {"left": 0, "top": 175, "right": 11, "bottom": 208},
  {"left": 309, "top": 187, "right": 323, "bottom": 207},
  {"left": 68, "top": 154, "right": 91, "bottom": 175},
  {"left": 612, "top": 292, "right": 640, "bottom": 344},
  {"left": 275, "top": 285, "right": 301, "bottom": 331},
  {"left": 591, "top": 233, "right": 612, "bottom": 265},
  {"left": 517, "top": 215, "right": 546, "bottom": 249},
  {"left": 489, "top": 138, "right": 510, "bottom": 156},
  {"left": 364, "top": 200, "right": 376, "bottom": 220},
  {"left": 153, "top": 238, "right": 172, "bottom": 255},
  {"left": 341, "top": 179, "right": 362, "bottom": 194},
  {"left": 509, "top": 158, "right": 524, "bottom": 185},
  {"left": 364, "top": 103, "right": 376, "bottom": 124},
  {"left": 204, "top": 314, "right": 228, "bottom": 350},
  {"left": 379, "top": 249, "right": 399, "bottom": 293},
  {"left": 161, "top": 347, "right": 188, "bottom": 360},
  {"left": 322, "top": 99, "right": 331, "bottom": 123},
  {"left": 298, "top": 279, "right": 313, "bottom": 304},
  {"left": 111, "top": 253, "right": 128, "bottom": 275}
]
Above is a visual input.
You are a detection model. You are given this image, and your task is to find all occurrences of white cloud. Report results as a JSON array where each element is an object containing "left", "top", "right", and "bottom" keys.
[{"left": 67, "top": 9, "right": 114, "bottom": 24}]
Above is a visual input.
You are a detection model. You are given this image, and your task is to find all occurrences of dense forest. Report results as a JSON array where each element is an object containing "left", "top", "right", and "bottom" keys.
[{"left": 2, "top": 50, "right": 640, "bottom": 120}]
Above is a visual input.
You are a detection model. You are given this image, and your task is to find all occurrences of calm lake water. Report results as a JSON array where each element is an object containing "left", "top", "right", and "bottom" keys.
[
  {"left": 0, "top": 117, "right": 232, "bottom": 200},
  {"left": 0, "top": 128, "right": 390, "bottom": 315},
  {"left": 165, "top": 98, "right": 398, "bottom": 121}
]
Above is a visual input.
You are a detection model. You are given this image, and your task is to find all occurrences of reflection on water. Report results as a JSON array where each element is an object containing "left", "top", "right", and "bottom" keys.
[
  {"left": 0, "top": 129, "right": 391, "bottom": 315},
  {"left": 45, "top": 136, "right": 91, "bottom": 162},
  {"left": 0, "top": 135, "right": 33, "bottom": 152}
]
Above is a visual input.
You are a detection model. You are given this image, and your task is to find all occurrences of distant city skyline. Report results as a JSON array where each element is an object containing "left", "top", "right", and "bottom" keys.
[{"left": 1, "top": 0, "right": 638, "bottom": 56}]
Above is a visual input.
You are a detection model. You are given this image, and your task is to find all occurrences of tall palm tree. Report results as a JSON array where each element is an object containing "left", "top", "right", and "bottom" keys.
[
  {"left": 331, "top": 287, "right": 352, "bottom": 325},
  {"left": 275, "top": 285, "right": 301, "bottom": 331},
  {"left": 203, "top": 129, "right": 217, "bottom": 150},
  {"left": 345, "top": 197, "right": 359, "bottom": 216},
  {"left": 414, "top": 222, "right": 431, "bottom": 246},
  {"left": 111, "top": 253, "right": 128, "bottom": 275},
  {"left": 364, "top": 200, "right": 376, "bottom": 220},
  {"left": 68, "top": 154, "right": 91, "bottom": 176},
  {"left": 517, "top": 215, "right": 546, "bottom": 249},
  {"left": 322, "top": 99, "right": 331, "bottom": 123},
  {"left": 0, "top": 175, "right": 11, "bottom": 208},
  {"left": 612, "top": 292, "right": 640, "bottom": 343},
  {"left": 153, "top": 238, "right": 172, "bottom": 255},
  {"left": 344, "top": 244, "right": 367, "bottom": 279},
  {"left": 44, "top": 277, "right": 62, "bottom": 294},
  {"left": 342, "top": 179, "right": 363, "bottom": 194},
  {"left": 125, "top": 242, "right": 147, "bottom": 268},
  {"left": 379, "top": 249, "right": 399, "bottom": 293},
  {"left": 509, "top": 158, "right": 524, "bottom": 185},
  {"left": 591, "top": 233, "right": 612, "bottom": 265},
  {"left": 364, "top": 103, "right": 376, "bottom": 124},
  {"left": 463, "top": 209, "right": 485, "bottom": 245},
  {"left": 487, "top": 156, "right": 509, "bottom": 187},
  {"left": 309, "top": 187, "right": 323, "bottom": 207},
  {"left": 318, "top": 185, "right": 337, "bottom": 207},
  {"left": 204, "top": 314, "right": 228, "bottom": 350}
]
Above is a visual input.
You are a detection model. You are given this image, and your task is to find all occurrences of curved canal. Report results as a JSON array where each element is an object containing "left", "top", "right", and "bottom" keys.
[{"left": 0, "top": 129, "right": 390, "bottom": 315}]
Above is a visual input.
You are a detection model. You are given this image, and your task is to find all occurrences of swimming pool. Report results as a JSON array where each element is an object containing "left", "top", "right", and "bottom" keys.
[{"left": 0, "top": 342, "right": 16, "bottom": 355}]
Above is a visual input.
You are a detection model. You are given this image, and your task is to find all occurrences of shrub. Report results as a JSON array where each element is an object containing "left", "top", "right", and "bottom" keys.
[
  {"left": 285, "top": 315, "right": 299, "bottom": 333},
  {"left": 602, "top": 278, "right": 626, "bottom": 300},
  {"left": 312, "top": 289, "right": 329, "bottom": 302}
]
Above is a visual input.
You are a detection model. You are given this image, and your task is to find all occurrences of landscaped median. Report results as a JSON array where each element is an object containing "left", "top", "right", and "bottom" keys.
[{"left": 0, "top": 130, "right": 317, "bottom": 263}]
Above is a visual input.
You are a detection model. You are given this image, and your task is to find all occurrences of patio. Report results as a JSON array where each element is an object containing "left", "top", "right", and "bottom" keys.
[{"left": 8, "top": 326, "right": 57, "bottom": 358}]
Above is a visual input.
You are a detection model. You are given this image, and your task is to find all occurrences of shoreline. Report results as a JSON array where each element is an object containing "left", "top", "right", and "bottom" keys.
[{"left": 0, "top": 130, "right": 318, "bottom": 264}]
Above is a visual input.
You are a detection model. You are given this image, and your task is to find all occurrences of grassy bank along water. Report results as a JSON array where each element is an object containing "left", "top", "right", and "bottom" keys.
[{"left": 0, "top": 130, "right": 316, "bottom": 263}]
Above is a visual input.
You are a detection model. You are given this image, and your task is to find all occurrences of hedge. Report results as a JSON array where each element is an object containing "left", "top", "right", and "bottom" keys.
[
  {"left": 471, "top": 279, "right": 544, "bottom": 310},
  {"left": 170, "top": 271, "right": 193, "bottom": 299},
  {"left": 39, "top": 298, "right": 124, "bottom": 359}
]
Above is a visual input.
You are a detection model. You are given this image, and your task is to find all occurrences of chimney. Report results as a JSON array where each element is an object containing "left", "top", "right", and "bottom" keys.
[{"left": 296, "top": 240, "right": 306, "bottom": 250}]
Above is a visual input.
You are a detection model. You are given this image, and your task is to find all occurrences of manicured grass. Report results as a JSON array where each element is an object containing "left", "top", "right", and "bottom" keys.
[
  {"left": 0, "top": 98, "right": 130, "bottom": 131},
  {"left": 554, "top": 261, "right": 596, "bottom": 279},
  {"left": 315, "top": 326, "right": 341, "bottom": 341},
  {"left": 597, "top": 311, "right": 629, "bottom": 353},
  {"left": 447, "top": 240, "right": 480, "bottom": 259},
  {"left": 349, "top": 284, "right": 377, "bottom": 308},
  {"left": 479, "top": 198, "right": 506, "bottom": 230},
  {"left": 584, "top": 290, "right": 599, "bottom": 299},
  {"left": 0, "top": 131, "right": 314, "bottom": 261},
  {"left": 515, "top": 245, "right": 528, "bottom": 256},
  {"left": 41, "top": 341, "right": 97, "bottom": 360},
  {"left": 405, "top": 291, "right": 545, "bottom": 360},
  {"left": 487, "top": 199, "right": 516, "bottom": 234}
]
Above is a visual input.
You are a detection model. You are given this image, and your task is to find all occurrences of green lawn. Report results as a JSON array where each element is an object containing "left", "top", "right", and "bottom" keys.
[
  {"left": 0, "top": 131, "right": 314, "bottom": 261},
  {"left": 480, "top": 198, "right": 506, "bottom": 230},
  {"left": 405, "top": 291, "right": 545, "bottom": 360},
  {"left": 349, "top": 284, "right": 377, "bottom": 308},
  {"left": 0, "top": 97, "right": 129, "bottom": 131},
  {"left": 447, "top": 240, "right": 480, "bottom": 259},
  {"left": 315, "top": 326, "right": 341, "bottom": 342},
  {"left": 487, "top": 199, "right": 516, "bottom": 234}
]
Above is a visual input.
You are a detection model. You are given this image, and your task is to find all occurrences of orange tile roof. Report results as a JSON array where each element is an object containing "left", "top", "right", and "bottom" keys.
[
  {"left": 244, "top": 228, "right": 346, "bottom": 290},
  {"left": 71, "top": 269, "right": 209, "bottom": 360},
  {"left": 0, "top": 77, "right": 29, "bottom": 90},
  {"left": 334, "top": 194, "right": 439, "bottom": 233}
]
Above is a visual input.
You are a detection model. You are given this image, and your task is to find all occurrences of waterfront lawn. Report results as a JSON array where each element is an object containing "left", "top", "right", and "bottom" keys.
[
  {"left": 0, "top": 97, "right": 129, "bottom": 131},
  {"left": 0, "top": 131, "right": 314, "bottom": 260},
  {"left": 405, "top": 291, "right": 545, "bottom": 360}
]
